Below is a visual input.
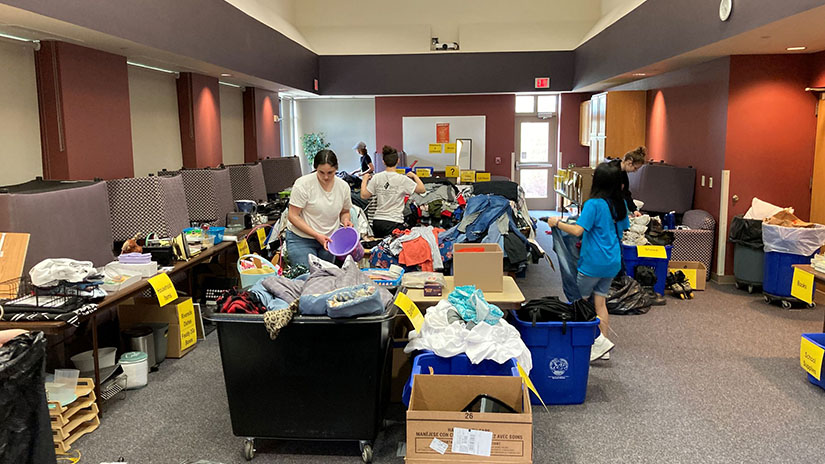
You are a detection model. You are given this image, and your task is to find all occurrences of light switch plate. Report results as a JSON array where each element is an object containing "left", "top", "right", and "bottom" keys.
[
  {"left": 701, "top": 175, "right": 706, "bottom": 187},
  {"left": 709, "top": 177, "right": 714, "bottom": 188},
  {"left": 495, "top": 156, "right": 502, "bottom": 165}
]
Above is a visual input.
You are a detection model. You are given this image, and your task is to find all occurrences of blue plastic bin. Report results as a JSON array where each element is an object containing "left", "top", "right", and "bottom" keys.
[
  {"left": 401, "top": 352, "right": 519, "bottom": 406},
  {"left": 763, "top": 251, "right": 817, "bottom": 298},
  {"left": 206, "top": 226, "right": 225, "bottom": 244},
  {"left": 801, "top": 333, "right": 825, "bottom": 391},
  {"left": 622, "top": 244, "right": 672, "bottom": 295},
  {"left": 511, "top": 312, "right": 599, "bottom": 405}
]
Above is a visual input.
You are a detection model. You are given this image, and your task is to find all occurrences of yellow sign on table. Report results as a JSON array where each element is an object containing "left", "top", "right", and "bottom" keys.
[
  {"left": 517, "top": 362, "right": 548, "bottom": 411},
  {"left": 445, "top": 143, "right": 457, "bottom": 153},
  {"left": 428, "top": 143, "right": 442, "bottom": 154},
  {"left": 445, "top": 165, "right": 460, "bottom": 177},
  {"left": 800, "top": 336, "right": 824, "bottom": 381},
  {"left": 416, "top": 168, "right": 431, "bottom": 178},
  {"left": 177, "top": 298, "right": 198, "bottom": 351},
  {"left": 256, "top": 228, "right": 267, "bottom": 249},
  {"left": 476, "top": 172, "right": 491, "bottom": 182},
  {"left": 396, "top": 168, "right": 407, "bottom": 175},
  {"left": 791, "top": 267, "right": 815, "bottom": 304},
  {"left": 636, "top": 245, "right": 667, "bottom": 259},
  {"left": 148, "top": 273, "right": 178, "bottom": 307},
  {"left": 237, "top": 239, "right": 250, "bottom": 256},
  {"left": 394, "top": 292, "right": 425, "bottom": 331},
  {"left": 460, "top": 170, "right": 476, "bottom": 183}
]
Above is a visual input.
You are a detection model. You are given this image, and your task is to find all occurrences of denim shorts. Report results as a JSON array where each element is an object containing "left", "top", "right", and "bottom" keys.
[
  {"left": 285, "top": 230, "right": 334, "bottom": 268},
  {"left": 577, "top": 272, "right": 613, "bottom": 298}
]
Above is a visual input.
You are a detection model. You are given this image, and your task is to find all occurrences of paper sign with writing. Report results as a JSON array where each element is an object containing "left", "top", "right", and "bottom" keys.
[
  {"left": 256, "top": 228, "right": 267, "bottom": 249},
  {"left": 177, "top": 298, "right": 197, "bottom": 351},
  {"left": 460, "top": 170, "right": 476, "bottom": 183},
  {"left": 396, "top": 168, "right": 407, "bottom": 175},
  {"left": 394, "top": 292, "right": 425, "bottom": 331},
  {"left": 415, "top": 168, "right": 431, "bottom": 178},
  {"left": 445, "top": 165, "right": 460, "bottom": 177},
  {"left": 800, "top": 336, "right": 824, "bottom": 381},
  {"left": 237, "top": 239, "right": 250, "bottom": 256},
  {"left": 429, "top": 143, "right": 443, "bottom": 154},
  {"left": 637, "top": 245, "right": 667, "bottom": 259},
  {"left": 436, "top": 123, "right": 450, "bottom": 143},
  {"left": 791, "top": 267, "right": 815, "bottom": 305},
  {"left": 476, "top": 172, "right": 491, "bottom": 182},
  {"left": 680, "top": 269, "right": 698, "bottom": 288},
  {"left": 517, "top": 362, "right": 548, "bottom": 411},
  {"left": 148, "top": 273, "right": 178, "bottom": 307},
  {"left": 445, "top": 143, "right": 457, "bottom": 154}
]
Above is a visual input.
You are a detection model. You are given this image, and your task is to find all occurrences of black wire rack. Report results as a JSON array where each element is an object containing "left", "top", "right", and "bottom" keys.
[{"left": 0, "top": 276, "right": 85, "bottom": 314}]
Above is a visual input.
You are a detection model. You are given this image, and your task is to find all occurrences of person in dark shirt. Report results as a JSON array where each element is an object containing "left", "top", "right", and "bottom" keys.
[
  {"left": 607, "top": 146, "right": 647, "bottom": 217},
  {"left": 352, "top": 141, "right": 374, "bottom": 177}
]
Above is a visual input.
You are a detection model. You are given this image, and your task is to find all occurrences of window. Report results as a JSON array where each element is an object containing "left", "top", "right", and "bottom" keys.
[
  {"left": 515, "top": 95, "right": 535, "bottom": 113},
  {"left": 516, "top": 94, "right": 559, "bottom": 114},
  {"left": 537, "top": 95, "right": 557, "bottom": 114}
]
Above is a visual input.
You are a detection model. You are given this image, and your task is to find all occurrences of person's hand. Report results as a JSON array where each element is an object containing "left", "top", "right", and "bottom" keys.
[
  {"left": 362, "top": 173, "right": 371, "bottom": 182},
  {"left": 342, "top": 218, "right": 354, "bottom": 228},
  {"left": 315, "top": 234, "right": 332, "bottom": 250},
  {"left": 545, "top": 217, "right": 560, "bottom": 227},
  {"left": 633, "top": 211, "right": 642, "bottom": 217},
  {"left": 406, "top": 171, "right": 418, "bottom": 180}
]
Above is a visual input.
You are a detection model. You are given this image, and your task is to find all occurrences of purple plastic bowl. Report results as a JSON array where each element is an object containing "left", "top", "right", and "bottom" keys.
[{"left": 328, "top": 227, "right": 364, "bottom": 260}]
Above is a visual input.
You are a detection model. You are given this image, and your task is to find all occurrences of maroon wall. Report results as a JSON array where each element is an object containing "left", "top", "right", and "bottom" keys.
[
  {"left": 558, "top": 93, "right": 591, "bottom": 168},
  {"left": 243, "top": 88, "right": 281, "bottom": 162},
  {"left": 35, "top": 41, "right": 134, "bottom": 180},
  {"left": 177, "top": 73, "right": 223, "bottom": 168},
  {"left": 374, "top": 95, "right": 515, "bottom": 178},
  {"left": 812, "top": 51, "right": 825, "bottom": 87}
]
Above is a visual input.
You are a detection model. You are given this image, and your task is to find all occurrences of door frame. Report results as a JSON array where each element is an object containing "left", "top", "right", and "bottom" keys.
[{"left": 514, "top": 115, "right": 557, "bottom": 210}]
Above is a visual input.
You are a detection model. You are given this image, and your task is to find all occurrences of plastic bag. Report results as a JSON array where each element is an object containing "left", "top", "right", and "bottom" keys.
[
  {"left": 762, "top": 223, "right": 825, "bottom": 255},
  {"left": 744, "top": 197, "right": 791, "bottom": 220},
  {"left": 606, "top": 276, "right": 651, "bottom": 315},
  {"left": 447, "top": 285, "right": 504, "bottom": 326},
  {"left": 401, "top": 271, "right": 447, "bottom": 289},
  {"left": 0, "top": 332, "right": 56, "bottom": 464},
  {"left": 728, "top": 215, "right": 763, "bottom": 248}
]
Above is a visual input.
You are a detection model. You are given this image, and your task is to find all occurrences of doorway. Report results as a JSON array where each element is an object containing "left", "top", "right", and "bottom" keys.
[
  {"left": 515, "top": 115, "right": 557, "bottom": 210},
  {"left": 811, "top": 94, "right": 825, "bottom": 224}
]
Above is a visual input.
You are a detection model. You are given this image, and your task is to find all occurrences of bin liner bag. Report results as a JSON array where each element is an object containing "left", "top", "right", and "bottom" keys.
[
  {"left": 606, "top": 276, "right": 651, "bottom": 315},
  {"left": 0, "top": 332, "right": 57, "bottom": 464},
  {"left": 516, "top": 296, "right": 596, "bottom": 326},
  {"left": 762, "top": 223, "right": 825, "bottom": 255},
  {"left": 728, "top": 215, "right": 763, "bottom": 248}
]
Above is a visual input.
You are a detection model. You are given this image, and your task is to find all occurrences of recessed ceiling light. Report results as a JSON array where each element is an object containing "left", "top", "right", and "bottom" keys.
[
  {"left": 786, "top": 46, "right": 807, "bottom": 51},
  {"left": 220, "top": 73, "right": 232, "bottom": 77},
  {"left": 633, "top": 73, "right": 647, "bottom": 77}
]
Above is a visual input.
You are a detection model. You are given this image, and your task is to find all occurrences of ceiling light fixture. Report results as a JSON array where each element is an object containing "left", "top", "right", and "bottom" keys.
[
  {"left": 0, "top": 32, "right": 41, "bottom": 50},
  {"left": 219, "top": 81, "right": 243, "bottom": 89},
  {"left": 127, "top": 61, "right": 178, "bottom": 75},
  {"left": 220, "top": 73, "right": 232, "bottom": 77},
  {"left": 633, "top": 73, "right": 647, "bottom": 77},
  {"left": 786, "top": 46, "right": 807, "bottom": 51}
]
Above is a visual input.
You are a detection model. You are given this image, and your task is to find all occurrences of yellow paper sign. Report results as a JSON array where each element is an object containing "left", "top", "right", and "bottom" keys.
[
  {"left": 148, "top": 273, "right": 178, "bottom": 307},
  {"left": 445, "top": 165, "right": 460, "bottom": 177},
  {"left": 517, "top": 363, "right": 548, "bottom": 411},
  {"left": 460, "top": 170, "right": 476, "bottom": 183},
  {"left": 476, "top": 172, "right": 491, "bottom": 182},
  {"left": 791, "top": 267, "right": 815, "bottom": 305},
  {"left": 800, "top": 336, "right": 824, "bottom": 381},
  {"left": 445, "top": 143, "right": 457, "bottom": 154},
  {"left": 416, "top": 168, "right": 431, "bottom": 178},
  {"left": 428, "top": 143, "right": 442, "bottom": 154},
  {"left": 636, "top": 245, "right": 667, "bottom": 259},
  {"left": 396, "top": 168, "right": 407, "bottom": 175},
  {"left": 680, "top": 269, "right": 698, "bottom": 288},
  {"left": 394, "top": 292, "right": 425, "bottom": 332},
  {"left": 256, "top": 228, "right": 267, "bottom": 249},
  {"left": 237, "top": 239, "right": 250, "bottom": 256},
  {"left": 177, "top": 298, "right": 197, "bottom": 351}
]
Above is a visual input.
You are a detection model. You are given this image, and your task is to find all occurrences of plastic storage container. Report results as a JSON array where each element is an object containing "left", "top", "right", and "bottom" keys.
[
  {"left": 70, "top": 347, "right": 117, "bottom": 371},
  {"left": 207, "top": 307, "right": 396, "bottom": 462},
  {"left": 119, "top": 351, "right": 148, "bottom": 389},
  {"left": 206, "top": 226, "right": 226, "bottom": 244},
  {"left": 801, "top": 333, "right": 825, "bottom": 391},
  {"left": 145, "top": 322, "right": 169, "bottom": 365},
  {"left": 622, "top": 245, "right": 673, "bottom": 295},
  {"left": 511, "top": 312, "right": 600, "bottom": 405},
  {"left": 123, "top": 326, "right": 156, "bottom": 368},
  {"left": 763, "top": 251, "right": 817, "bottom": 300},
  {"left": 237, "top": 254, "right": 278, "bottom": 288},
  {"left": 401, "top": 352, "right": 519, "bottom": 406}
]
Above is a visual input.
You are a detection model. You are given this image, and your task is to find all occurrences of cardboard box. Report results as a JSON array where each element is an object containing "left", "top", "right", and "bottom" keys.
[
  {"left": 118, "top": 297, "right": 198, "bottom": 358},
  {"left": 406, "top": 375, "right": 532, "bottom": 463},
  {"left": 453, "top": 243, "right": 504, "bottom": 292},
  {"left": 668, "top": 261, "right": 708, "bottom": 291}
]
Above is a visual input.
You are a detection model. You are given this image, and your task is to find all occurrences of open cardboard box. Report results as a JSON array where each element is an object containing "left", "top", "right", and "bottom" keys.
[
  {"left": 118, "top": 297, "right": 198, "bottom": 358},
  {"left": 667, "top": 261, "right": 707, "bottom": 291},
  {"left": 406, "top": 374, "right": 532, "bottom": 463},
  {"left": 453, "top": 243, "right": 504, "bottom": 292}
]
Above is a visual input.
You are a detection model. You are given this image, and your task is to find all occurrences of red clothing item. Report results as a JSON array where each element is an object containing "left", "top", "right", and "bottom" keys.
[{"left": 399, "top": 237, "right": 433, "bottom": 271}]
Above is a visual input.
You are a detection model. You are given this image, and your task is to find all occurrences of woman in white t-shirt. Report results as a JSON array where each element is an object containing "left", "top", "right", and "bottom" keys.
[
  {"left": 286, "top": 150, "right": 353, "bottom": 267},
  {"left": 360, "top": 146, "right": 426, "bottom": 237}
]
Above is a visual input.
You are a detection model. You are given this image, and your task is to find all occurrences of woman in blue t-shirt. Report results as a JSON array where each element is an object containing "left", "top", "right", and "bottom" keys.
[{"left": 545, "top": 163, "right": 629, "bottom": 362}]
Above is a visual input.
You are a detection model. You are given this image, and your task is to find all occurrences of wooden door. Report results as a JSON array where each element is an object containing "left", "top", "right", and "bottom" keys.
[{"left": 811, "top": 95, "right": 825, "bottom": 224}]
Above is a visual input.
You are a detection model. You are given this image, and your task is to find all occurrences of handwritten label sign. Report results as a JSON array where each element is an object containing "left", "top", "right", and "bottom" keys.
[
  {"left": 416, "top": 168, "right": 431, "bottom": 178},
  {"left": 148, "top": 273, "right": 178, "bottom": 307},
  {"left": 636, "top": 245, "right": 667, "bottom": 259},
  {"left": 177, "top": 298, "right": 197, "bottom": 351},
  {"left": 791, "top": 267, "right": 815, "bottom": 305},
  {"left": 237, "top": 239, "right": 250, "bottom": 256},
  {"left": 445, "top": 143, "right": 457, "bottom": 154},
  {"left": 517, "top": 362, "right": 548, "bottom": 411},
  {"left": 429, "top": 143, "right": 443, "bottom": 154},
  {"left": 476, "top": 172, "right": 491, "bottom": 182},
  {"left": 396, "top": 168, "right": 407, "bottom": 175},
  {"left": 445, "top": 165, "right": 460, "bottom": 177},
  {"left": 256, "top": 228, "right": 267, "bottom": 249},
  {"left": 394, "top": 292, "right": 425, "bottom": 331},
  {"left": 800, "top": 336, "right": 824, "bottom": 381},
  {"left": 460, "top": 170, "right": 476, "bottom": 183}
]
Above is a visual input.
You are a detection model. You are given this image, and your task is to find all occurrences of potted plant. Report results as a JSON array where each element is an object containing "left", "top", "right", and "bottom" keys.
[{"left": 301, "top": 132, "right": 330, "bottom": 166}]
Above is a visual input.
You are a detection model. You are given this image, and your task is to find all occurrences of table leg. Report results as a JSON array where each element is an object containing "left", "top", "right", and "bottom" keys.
[{"left": 91, "top": 314, "right": 102, "bottom": 416}]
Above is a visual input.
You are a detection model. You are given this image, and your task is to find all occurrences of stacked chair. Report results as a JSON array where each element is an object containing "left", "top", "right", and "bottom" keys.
[{"left": 159, "top": 168, "right": 234, "bottom": 227}]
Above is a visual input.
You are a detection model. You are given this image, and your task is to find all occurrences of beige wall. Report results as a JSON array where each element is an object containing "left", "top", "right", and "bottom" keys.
[
  {"left": 0, "top": 40, "right": 42, "bottom": 185},
  {"left": 295, "top": 98, "right": 375, "bottom": 174},
  {"left": 220, "top": 85, "right": 245, "bottom": 166},
  {"left": 128, "top": 66, "right": 183, "bottom": 176}
]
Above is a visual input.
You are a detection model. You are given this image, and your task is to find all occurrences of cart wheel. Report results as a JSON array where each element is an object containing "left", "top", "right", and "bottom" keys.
[
  {"left": 808, "top": 303, "right": 817, "bottom": 309},
  {"left": 747, "top": 285, "right": 754, "bottom": 294},
  {"left": 361, "top": 444, "right": 373, "bottom": 463},
  {"left": 764, "top": 295, "right": 771, "bottom": 304},
  {"left": 734, "top": 281, "right": 741, "bottom": 290},
  {"left": 781, "top": 300, "right": 793, "bottom": 310},
  {"left": 243, "top": 438, "right": 255, "bottom": 461}
]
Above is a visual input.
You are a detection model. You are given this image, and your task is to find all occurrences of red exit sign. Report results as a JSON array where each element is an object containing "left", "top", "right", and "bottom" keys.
[{"left": 535, "top": 77, "right": 550, "bottom": 89}]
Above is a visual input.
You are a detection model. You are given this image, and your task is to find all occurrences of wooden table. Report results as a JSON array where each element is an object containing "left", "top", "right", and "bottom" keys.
[
  {"left": 792, "top": 264, "right": 825, "bottom": 331},
  {"left": 403, "top": 276, "right": 526, "bottom": 311}
]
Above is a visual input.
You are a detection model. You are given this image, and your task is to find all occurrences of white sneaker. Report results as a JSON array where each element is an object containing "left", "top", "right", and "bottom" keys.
[
  {"left": 590, "top": 334, "right": 615, "bottom": 362},
  {"left": 599, "top": 352, "right": 610, "bottom": 360}
]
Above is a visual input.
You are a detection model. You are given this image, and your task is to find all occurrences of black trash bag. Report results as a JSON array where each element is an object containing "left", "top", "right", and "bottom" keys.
[
  {"left": 634, "top": 266, "right": 658, "bottom": 288},
  {"left": 0, "top": 331, "right": 57, "bottom": 464},
  {"left": 606, "top": 276, "right": 652, "bottom": 315},
  {"left": 517, "top": 296, "right": 597, "bottom": 333},
  {"left": 645, "top": 221, "right": 674, "bottom": 246},
  {"left": 728, "top": 215, "right": 764, "bottom": 249}
]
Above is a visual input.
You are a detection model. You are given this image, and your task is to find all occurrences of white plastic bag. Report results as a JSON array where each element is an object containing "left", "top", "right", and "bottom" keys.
[
  {"left": 762, "top": 223, "right": 825, "bottom": 255},
  {"left": 744, "top": 198, "right": 792, "bottom": 220}
]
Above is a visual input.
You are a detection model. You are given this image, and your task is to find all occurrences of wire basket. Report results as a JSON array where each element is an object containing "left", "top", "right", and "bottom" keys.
[{"left": 0, "top": 276, "right": 86, "bottom": 314}]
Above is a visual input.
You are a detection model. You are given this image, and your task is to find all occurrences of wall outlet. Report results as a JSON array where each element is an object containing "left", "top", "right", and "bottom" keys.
[
  {"left": 495, "top": 156, "right": 502, "bottom": 165},
  {"left": 709, "top": 177, "right": 714, "bottom": 189},
  {"left": 701, "top": 175, "right": 706, "bottom": 187}
]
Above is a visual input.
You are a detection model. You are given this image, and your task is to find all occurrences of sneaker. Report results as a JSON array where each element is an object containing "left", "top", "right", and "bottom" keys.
[
  {"left": 590, "top": 334, "right": 615, "bottom": 362},
  {"left": 599, "top": 351, "right": 610, "bottom": 360}
]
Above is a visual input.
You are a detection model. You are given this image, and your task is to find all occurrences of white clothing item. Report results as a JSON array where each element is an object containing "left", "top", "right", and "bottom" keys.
[
  {"left": 288, "top": 173, "right": 352, "bottom": 239},
  {"left": 390, "top": 226, "right": 444, "bottom": 270},
  {"left": 404, "top": 300, "right": 533, "bottom": 374},
  {"left": 30, "top": 258, "right": 96, "bottom": 287},
  {"left": 366, "top": 171, "right": 417, "bottom": 223},
  {"left": 744, "top": 197, "right": 792, "bottom": 220},
  {"left": 350, "top": 205, "right": 373, "bottom": 238}
]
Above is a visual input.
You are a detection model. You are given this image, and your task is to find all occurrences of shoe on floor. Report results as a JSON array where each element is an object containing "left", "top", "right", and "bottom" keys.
[
  {"left": 590, "top": 334, "right": 615, "bottom": 362},
  {"left": 599, "top": 351, "right": 610, "bottom": 360}
]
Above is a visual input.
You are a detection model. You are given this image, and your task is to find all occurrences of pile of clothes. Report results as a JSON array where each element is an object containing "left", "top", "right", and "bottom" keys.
[
  {"left": 369, "top": 226, "right": 446, "bottom": 271},
  {"left": 622, "top": 214, "right": 651, "bottom": 246},
  {"left": 410, "top": 181, "right": 462, "bottom": 228}
]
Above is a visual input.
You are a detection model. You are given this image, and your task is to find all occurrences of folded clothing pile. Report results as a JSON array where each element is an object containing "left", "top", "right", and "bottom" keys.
[{"left": 622, "top": 214, "right": 651, "bottom": 246}]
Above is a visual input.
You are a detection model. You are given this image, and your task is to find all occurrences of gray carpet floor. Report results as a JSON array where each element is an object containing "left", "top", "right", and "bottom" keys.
[{"left": 74, "top": 222, "right": 825, "bottom": 463}]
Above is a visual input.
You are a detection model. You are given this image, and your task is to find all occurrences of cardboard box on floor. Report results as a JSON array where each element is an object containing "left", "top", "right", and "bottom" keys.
[
  {"left": 118, "top": 297, "right": 198, "bottom": 358},
  {"left": 668, "top": 261, "right": 707, "bottom": 291},
  {"left": 406, "top": 374, "right": 532, "bottom": 463},
  {"left": 453, "top": 243, "right": 504, "bottom": 292}
]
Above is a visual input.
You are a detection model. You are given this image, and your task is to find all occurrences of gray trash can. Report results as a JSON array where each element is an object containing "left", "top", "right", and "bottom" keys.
[
  {"left": 729, "top": 215, "right": 764, "bottom": 293},
  {"left": 145, "top": 323, "right": 169, "bottom": 365},
  {"left": 122, "top": 326, "right": 156, "bottom": 368}
]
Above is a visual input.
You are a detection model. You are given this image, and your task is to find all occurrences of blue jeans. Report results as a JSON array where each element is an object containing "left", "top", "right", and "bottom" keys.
[
  {"left": 577, "top": 272, "right": 612, "bottom": 298},
  {"left": 286, "top": 230, "right": 334, "bottom": 268}
]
